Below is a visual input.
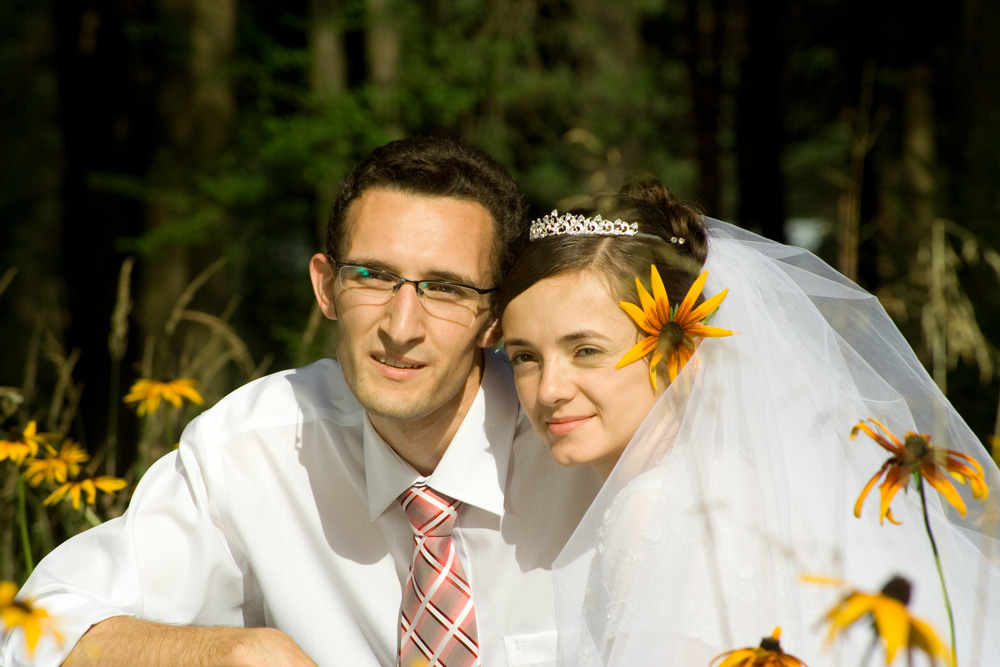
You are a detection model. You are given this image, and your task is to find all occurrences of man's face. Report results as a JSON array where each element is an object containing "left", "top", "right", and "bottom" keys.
[{"left": 324, "top": 188, "right": 498, "bottom": 431}]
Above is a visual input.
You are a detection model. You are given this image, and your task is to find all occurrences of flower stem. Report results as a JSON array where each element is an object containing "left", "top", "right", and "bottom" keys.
[
  {"left": 106, "top": 357, "right": 121, "bottom": 477},
  {"left": 918, "top": 474, "right": 957, "bottom": 666},
  {"left": 16, "top": 473, "right": 34, "bottom": 574}
]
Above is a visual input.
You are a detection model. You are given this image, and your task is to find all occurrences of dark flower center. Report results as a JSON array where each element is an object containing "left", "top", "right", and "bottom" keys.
[
  {"left": 759, "top": 636, "right": 782, "bottom": 652},
  {"left": 904, "top": 433, "right": 931, "bottom": 459},
  {"left": 880, "top": 575, "right": 912, "bottom": 605},
  {"left": 659, "top": 321, "right": 685, "bottom": 348}
]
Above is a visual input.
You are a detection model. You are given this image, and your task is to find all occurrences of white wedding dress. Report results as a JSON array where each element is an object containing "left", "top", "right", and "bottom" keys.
[{"left": 552, "top": 219, "right": 1000, "bottom": 666}]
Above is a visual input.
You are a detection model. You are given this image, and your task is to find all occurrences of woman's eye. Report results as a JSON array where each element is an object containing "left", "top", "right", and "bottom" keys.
[
  {"left": 576, "top": 347, "right": 602, "bottom": 358},
  {"left": 508, "top": 351, "right": 536, "bottom": 365}
]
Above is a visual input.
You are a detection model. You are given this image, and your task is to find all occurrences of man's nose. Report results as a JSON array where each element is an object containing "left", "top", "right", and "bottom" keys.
[{"left": 379, "top": 282, "right": 426, "bottom": 344}]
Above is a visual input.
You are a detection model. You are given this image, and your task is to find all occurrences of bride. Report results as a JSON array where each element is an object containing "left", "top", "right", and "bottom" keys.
[{"left": 495, "top": 180, "right": 1000, "bottom": 666}]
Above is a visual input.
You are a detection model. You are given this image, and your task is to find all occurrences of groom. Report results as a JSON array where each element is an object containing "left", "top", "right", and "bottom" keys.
[{"left": 3, "top": 136, "right": 601, "bottom": 667}]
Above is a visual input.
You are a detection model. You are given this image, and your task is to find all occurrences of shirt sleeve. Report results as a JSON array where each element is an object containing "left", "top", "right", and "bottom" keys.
[{"left": 1, "top": 440, "right": 249, "bottom": 667}]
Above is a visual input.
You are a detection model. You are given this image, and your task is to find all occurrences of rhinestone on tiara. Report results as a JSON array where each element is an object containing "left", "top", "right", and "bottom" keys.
[{"left": 529, "top": 210, "right": 639, "bottom": 241}]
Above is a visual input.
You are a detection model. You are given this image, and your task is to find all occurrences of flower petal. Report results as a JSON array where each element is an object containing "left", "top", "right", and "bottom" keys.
[
  {"left": 616, "top": 337, "right": 657, "bottom": 369},
  {"left": 650, "top": 264, "right": 669, "bottom": 311},
  {"left": 635, "top": 277, "right": 656, "bottom": 318},
  {"left": 871, "top": 599, "right": 909, "bottom": 663},
  {"left": 851, "top": 421, "right": 903, "bottom": 455},
  {"left": 686, "top": 287, "right": 729, "bottom": 325},
  {"left": 686, "top": 324, "right": 735, "bottom": 339},
  {"left": 854, "top": 462, "right": 890, "bottom": 518},
  {"left": 921, "top": 465, "right": 967, "bottom": 517},
  {"left": 619, "top": 302, "right": 658, "bottom": 335},
  {"left": 878, "top": 465, "right": 909, "bottom": 524},
  {"left": 676, "top": 270, "right": 709, "bottom": 320},
  {"left": 713, "top": 648, "right": 755, "bottom": 667},
  {"left": 908, "top": 616, "right": 952, "bottom": 666}
]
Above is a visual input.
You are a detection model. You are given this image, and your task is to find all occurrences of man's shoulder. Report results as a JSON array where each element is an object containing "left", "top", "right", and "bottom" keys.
[{"left": 186, "top": 358, "right": 364, "bottom": 444}]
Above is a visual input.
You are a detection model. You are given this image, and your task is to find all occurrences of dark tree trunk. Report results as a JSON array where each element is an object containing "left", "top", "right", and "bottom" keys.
[
  {"left": 51, "top": 1, "right": 156, "bottom": 460},
  {"left": 733, "top": 0, "right": 787, "bottom": 241},
  {"left": 682, "top": 0, "right": 723, "bottom": 216}
]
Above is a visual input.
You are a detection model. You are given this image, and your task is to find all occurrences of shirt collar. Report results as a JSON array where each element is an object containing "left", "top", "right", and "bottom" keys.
[{"left": 365, "top": 350, "right": 517, "bottom": 520}]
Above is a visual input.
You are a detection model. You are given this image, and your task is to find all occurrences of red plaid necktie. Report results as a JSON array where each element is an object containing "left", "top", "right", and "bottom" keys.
[{"left": 398, "top": 484, "right": 480, "bottom": 667}]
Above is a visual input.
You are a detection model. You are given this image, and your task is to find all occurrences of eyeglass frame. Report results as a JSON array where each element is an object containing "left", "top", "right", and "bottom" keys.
[{"left": 326, "top": 256, "right": 497, "bottom": 318}]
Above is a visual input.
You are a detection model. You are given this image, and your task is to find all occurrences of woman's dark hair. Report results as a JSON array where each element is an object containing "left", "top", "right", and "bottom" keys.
[{"left": 494, "top": 178, "right": 708, "bottom": 321}]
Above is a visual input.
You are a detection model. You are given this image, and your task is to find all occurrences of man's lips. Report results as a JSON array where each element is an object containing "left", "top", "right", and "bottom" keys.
[
  {"left": 545, "top": 415, "right": 593, "bottom": 436},
  {"left": 370, "top": 354, "right": 425, "bottom": 379},
  {"left": 373, "top": 354, "right": 423, "bottom": 369}
]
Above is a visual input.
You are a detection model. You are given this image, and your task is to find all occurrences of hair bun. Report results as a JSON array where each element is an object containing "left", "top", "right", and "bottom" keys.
[{"left": 621, "top": 178, "right": 709, "bottom": 266}]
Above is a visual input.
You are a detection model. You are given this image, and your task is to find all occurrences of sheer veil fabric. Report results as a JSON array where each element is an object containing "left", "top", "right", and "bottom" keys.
[{"left": 552, "top": 219, "right": 1000, "bottom": 666}]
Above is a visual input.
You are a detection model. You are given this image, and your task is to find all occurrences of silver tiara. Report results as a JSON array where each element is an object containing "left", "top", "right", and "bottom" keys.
[
  {"left": 528, "top": 209, "right": 686, "bottom": 246},
  {"left": 529, "top": 210, "right": 638, "bottom": 241}
]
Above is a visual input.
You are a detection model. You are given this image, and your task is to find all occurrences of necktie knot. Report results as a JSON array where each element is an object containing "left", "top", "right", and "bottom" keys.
[{"left": 400, "top": 484, "right": 460, "bottom": 538}]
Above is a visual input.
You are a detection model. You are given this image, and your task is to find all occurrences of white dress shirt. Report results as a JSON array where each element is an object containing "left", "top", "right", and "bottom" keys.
[{"left": 2, "top": 351, "right": 602, "bottom": 667}]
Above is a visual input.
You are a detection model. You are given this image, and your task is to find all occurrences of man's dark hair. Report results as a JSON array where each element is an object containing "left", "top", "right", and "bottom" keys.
[{"left": 327, "top": 136, "right": 528, "bottom": 284}]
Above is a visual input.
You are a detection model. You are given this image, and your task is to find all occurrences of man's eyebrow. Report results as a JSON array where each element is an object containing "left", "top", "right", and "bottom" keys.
[{"left": 341, "top": 257, "right": 481, "bottom": 287}]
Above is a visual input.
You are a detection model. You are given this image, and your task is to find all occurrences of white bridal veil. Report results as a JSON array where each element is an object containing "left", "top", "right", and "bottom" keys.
[{"left": 552, "top": 219, "right": 1000, "bottom": 666}]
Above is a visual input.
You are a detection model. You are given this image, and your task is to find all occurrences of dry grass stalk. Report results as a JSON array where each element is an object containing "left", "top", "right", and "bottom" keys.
[
  {"left": 178, "top": 310, "right": 255, "bottom": 377},
  {"left": 165, "top": 257, "right": 227, "bottom": 336},
  {"left": 917, "top": 219, "right": 998, "bottom": 386},
  {"left": 140, "top": 334, "right": 156, "bottom": 379},
  {"left": 109, "top": 257, "right": 135, "bottom": 362},
  {"left": 42, "top": 332, "right": 82, "bottom": 434},
  {"left": 0, "top": 267, "right": 17, "bottom": 300},
  {"left": 0, "top": 386, "right": 24, "bottom": 421}
]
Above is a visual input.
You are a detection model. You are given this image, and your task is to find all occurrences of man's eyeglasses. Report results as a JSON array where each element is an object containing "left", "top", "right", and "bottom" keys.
[{"left": 329, "top": 257, "right": 496, "bottom": 327}]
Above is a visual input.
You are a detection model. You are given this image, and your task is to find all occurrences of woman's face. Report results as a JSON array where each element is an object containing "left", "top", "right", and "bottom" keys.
[{"left": 502, "top": 270, "right": 663, "bottom": 478}]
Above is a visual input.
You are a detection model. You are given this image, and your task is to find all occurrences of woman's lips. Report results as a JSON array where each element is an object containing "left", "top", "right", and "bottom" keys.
[{"left": 546, "top": 416, "right": 593, "bottom": 436}]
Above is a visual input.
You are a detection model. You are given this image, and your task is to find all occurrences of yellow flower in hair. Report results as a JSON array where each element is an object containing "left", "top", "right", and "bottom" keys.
[
  {"left": 617, "top": 266, "right": 733, "bottom": 390},
  {"left": 43, "top": 475, "right": 128, "bottom": 509},
  {"left": 124, "top": 378, "right": 204, "bottom": 416},
  {"left": 711, "top": 627, "right": 810, "bottom": 666},
  {"left": 0, "top": 581, "right": 61, "bottom": 655},
  {"left": 806, "top": 575, "right": 951, "bottom": 666},
  {"left": 852, "top": 418, "right": 988, "bottom": 524}
]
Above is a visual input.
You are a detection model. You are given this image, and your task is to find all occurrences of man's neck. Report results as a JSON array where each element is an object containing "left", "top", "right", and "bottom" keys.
[{"left": 369, "top": 353, "right": 486, "bottom": 476}]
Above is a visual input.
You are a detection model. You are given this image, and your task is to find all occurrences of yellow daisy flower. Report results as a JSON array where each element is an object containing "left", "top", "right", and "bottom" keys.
[
  {"left": 43, "top": 475, "right": 128, "bottom": 510},
  {"left": 0, "top": 580, "right": 61, "bottom": 655},
  {"left": 617, "top": 266, "right": 733, "bottom": 390},
  {"left": 711, "top": 627, "right": 810, "bottom": 667},
  {"left": 0, "top": 421, "right": 48, "bottom": 466},
  {"left": 852, "top": 418, "right": 988, "bottom": 524},
  {"left": 807, "top": 575, "right": 951, "bottom": 666},
  {"left": 123, "top": 378, "right": 204, "bottom": 416},
  {"left": 22, "top": 439, "right": 90, "bottom": 486}
]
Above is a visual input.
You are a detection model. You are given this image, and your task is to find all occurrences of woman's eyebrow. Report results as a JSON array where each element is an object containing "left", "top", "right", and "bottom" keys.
[
  {"left": 505, "top": 330, "right": 612, "bottom": 349},
  {"left": 559, "top": 330, "right": 612, "bottom": 344}
]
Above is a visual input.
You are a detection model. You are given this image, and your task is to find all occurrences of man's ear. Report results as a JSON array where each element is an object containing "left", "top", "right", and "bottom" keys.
[
  {"left": 476, "top": 317, "right": 502, "bottom": 348},
  {"left": 309, "top": 253, "right": 338, "bottom": 321}
]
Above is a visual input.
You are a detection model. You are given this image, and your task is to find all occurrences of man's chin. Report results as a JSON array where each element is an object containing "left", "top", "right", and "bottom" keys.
[
  {"left": 352, "top": 380, "right": 438, "bottom": 423},
  {"left": 363, "top": 399, "right": 435, "bottom": 423}
]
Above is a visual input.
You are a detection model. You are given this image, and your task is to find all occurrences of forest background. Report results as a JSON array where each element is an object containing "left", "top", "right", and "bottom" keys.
[{"left": 2, "top": 0, "right": 1000, "bottom": 577}]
